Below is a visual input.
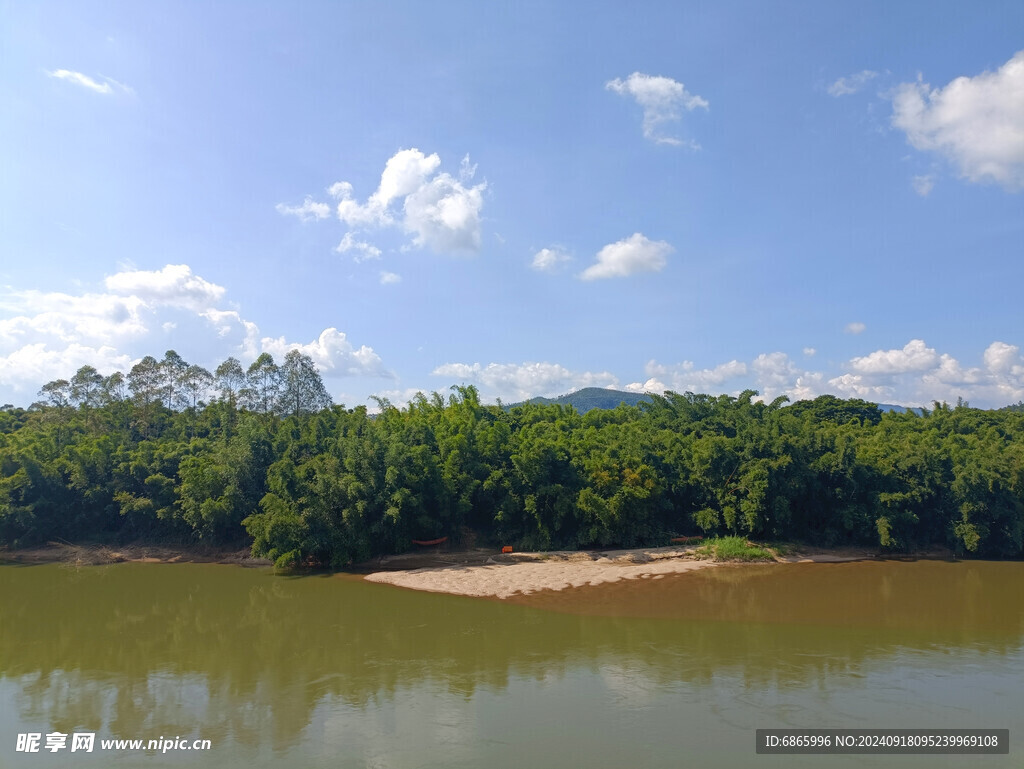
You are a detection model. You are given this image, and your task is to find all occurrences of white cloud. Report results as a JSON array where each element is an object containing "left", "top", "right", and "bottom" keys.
[
  {"left": 260, "top": 328, "right": 390, "bottom": 378},
  {"left": 803, "top": 347, "right": 817, "bottom": 357},
  {"left": 431, "top": 361, "right": 618, "bottom": 402},
  {"left": 335, "top": 232, "right": 382, "bottom": 261},
  {"left": 827, "top": 373, "right": 895, "bottom": 402},
  {"left": 0, "top": 343, "right": 134, "bottom": 394},
  {"left": 845, "top": 322, "right": 866, "bottom": 335},
  {"left": 606, "top": 72, "right": 708, "bottom": 146},
  {"left": 751, "top": 352, "right": 823, "bottom": 401},
  {"left": 403, "top": 169, "right": 485, "bottom": 253},
  {"left": 827, "top": 70, "right": 878, "bottom": 97},
  {"left": 531, "top": 247, "right": 571, "bottom": 272},
  {"left": 0, "top": 290, "right": 149, "bottom": 344},
  {"left": 627, "top": 359, "right": 747, "bottom": 395},
  {"left": 891, "top": 50, "right": 1024, "bottom": 189},
  {"left": 0, "top": 265, "right": 390, "bottom": 401},
  {"left": 47, "top": 69, "right": 133, "bottom": 95},
  {"left": 984, "top": 341, "right": 1023, "bottom": 374},
  {"left": 379, "top": 271, "right": 401, "bottom": 285},
  {"left": 375, "top": 149, "right": 443, "bottom": 210},
  {"left": 276, "top": 197, "right": 331, "bottom": 222},
  {"left": 912, "top": 174, "right": 936, "bottom": 196},
  {"left": 848, "top": 339, "right": 938, "bottom": 375},
  {"left": 104, "top": 264, "right": 226, "bottom": 311},
  {"left": 828, "top": 339, "right": 1024, "bottom": 407},
  {"left": 329, "top": 149, "right": 486, "bottom": 255},
  {"left": 580, "top": 233, "right": 672, "bottom": 280}
]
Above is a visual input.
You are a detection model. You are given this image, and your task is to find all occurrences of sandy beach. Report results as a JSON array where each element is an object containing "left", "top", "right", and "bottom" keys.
[{"left": 363, "top": 545, "right": 878, "bottom": 599}]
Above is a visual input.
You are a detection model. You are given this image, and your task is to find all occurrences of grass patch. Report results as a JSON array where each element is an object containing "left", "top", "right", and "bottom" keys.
[
  {"left": 694, "top": 536, "right": 775, "bottom": 562},
  {"left": 760, "top": 540, "right": 798, "bottom": 557}
]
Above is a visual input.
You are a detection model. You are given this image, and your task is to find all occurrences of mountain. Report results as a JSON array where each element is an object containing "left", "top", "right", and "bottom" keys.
[
  {"left": 876, "top": 403, "right": 926, "bottom": 416},
  {"left": 507, "top": 387, "right": 653, "bottom": 414}
]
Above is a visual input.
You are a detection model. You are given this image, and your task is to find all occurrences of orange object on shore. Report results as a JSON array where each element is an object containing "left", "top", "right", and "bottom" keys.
[
  {"left": 412, "top": 536, "right": 448, "bottom": 546},
  {"left": 501, "top": 546, "right": 513, "bottom": 554},
  {"left": 670, "top": 536, "right": 704, "bottom": 543}
]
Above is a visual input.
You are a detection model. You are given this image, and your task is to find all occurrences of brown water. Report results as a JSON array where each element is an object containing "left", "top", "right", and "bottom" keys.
[{"left": 0, "top": 559, "right": 1021, "bottom": 768}]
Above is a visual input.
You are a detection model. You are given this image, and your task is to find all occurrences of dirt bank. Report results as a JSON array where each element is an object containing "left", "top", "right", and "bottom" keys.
[{"left": 0, "top": 543, "right": 272, "bottom": 567}]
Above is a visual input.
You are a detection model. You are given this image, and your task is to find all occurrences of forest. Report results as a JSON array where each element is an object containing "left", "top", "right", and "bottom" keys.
[{"left": 1, "top": 349, "right": 1023, "bottom": 567}]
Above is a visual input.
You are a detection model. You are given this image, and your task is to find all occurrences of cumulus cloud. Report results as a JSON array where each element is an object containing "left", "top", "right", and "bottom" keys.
[
  {"left": 431, "top": 361, "right": 618, "bottom": 402},
  {"left": 104, "top": 264, "right": 226, "bottom": 311},
  {"left": 430, "top": 341, "right": 1024, "bottom": 409},
  {"left": 891, "top": 50, "right": 1024, "bottom": 189},
  {"left": 260, "top": 327, "right": 390, "bottom": 378},
  {"left": 848, "top": 339, "right": 939, "bottom": 375},
  {"left": 0, "top": 290, "right": 149, "bottom": 345},
  {"left": 829, "top": 339, "right": 1024, "bottom": 407},
  {"left": 580, "top": 233, "right": 672, "bottom": 280},
  {"left": 379, "top": 271, "right": 401, "bottom": 285},
  {"left": 803, "top": 347, "right": 817, "bottom": 357},
  {"left": 827, "top": 70, "right": 878, "bottom": 97},
  {"left": 531, "top": 247, "right": 571, "bottom": 272},
  {"left": 845, "top": 322, "right": 866, "bottom": 335},
  {"left": 403, "top": 170, "right": 485, "bottom": 253},
  {"left": 0, "top": 343, "right": 135, "bottom": 395},
  {"left": 327, "top": 149, "right": 486, "bottom": 255},
  {"left": 48, "top": 69, "right": 133, "bottom": 95},
  {"left": 625, "top": 359, "right": 747, "bottom": 395},
  {"left": 606, "top": 72, "right": 708, "bottom": 146},
  {"left": 0, "top": 264, "right": 391, "bottom": 400},
  {"left": 751, "top": 352, "right": 823, "bottom": 401},
  {"left": 276, "top": 197, "right": 331, "bottom": 222},
  {"left": 335, "top": 232, "right": 382, "bottom": 262}
]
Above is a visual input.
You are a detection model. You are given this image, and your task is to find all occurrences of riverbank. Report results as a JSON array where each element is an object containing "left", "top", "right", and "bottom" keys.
[
  {"left": 0, "top": 542, "right": 272, "bottom": 567},
  {"left": 362, "top": 543, "right": 883, "bottom": 599}
]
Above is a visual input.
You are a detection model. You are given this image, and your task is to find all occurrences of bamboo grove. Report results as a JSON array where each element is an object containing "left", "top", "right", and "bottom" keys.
[{"left": 2, "top": 351, "right": 1023, "bottom": 566}]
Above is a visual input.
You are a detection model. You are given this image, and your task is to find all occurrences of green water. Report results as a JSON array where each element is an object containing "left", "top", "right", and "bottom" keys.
[{"left": 1, "top": 560, "right": 1021, "bottom": 768}]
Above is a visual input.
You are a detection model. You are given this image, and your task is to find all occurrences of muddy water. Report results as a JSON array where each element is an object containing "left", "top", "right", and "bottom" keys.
[{"left": 1, "top": 560, "right": 1021, "bottom": 768}]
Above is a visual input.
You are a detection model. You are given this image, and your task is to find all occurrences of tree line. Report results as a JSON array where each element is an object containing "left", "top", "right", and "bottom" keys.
[{"left": 2, "top": 352, "right": 1022, "bottom": 566}]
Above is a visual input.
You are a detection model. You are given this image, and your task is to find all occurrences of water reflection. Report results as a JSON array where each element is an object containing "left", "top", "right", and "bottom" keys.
[{"left": 1, "top": 560, "right": 1021, "bottom": 763}]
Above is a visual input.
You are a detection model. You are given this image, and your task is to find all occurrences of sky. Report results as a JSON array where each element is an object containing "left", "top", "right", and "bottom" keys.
[{"left": 1, "top": 1, "right": 1023, "bottom": 410}]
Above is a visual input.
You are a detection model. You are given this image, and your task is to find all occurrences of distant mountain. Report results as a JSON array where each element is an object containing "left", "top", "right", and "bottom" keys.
[
  {"left": 506, "top": 391, "right": 933, "bottom": 417},
  {"left": 876, "top": 403, "right": 926, "bottom": 416},
  {"left": 507, "top": 387, "right": 653, "bottom": 414}
]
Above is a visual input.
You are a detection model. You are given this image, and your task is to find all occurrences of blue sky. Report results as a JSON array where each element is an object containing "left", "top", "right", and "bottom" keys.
[{"left": 2, "top": 1, "right": 1023, "bottom": 409}]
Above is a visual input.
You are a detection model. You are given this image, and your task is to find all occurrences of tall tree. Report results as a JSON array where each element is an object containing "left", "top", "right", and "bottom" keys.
[
  {"left": 245, "top": 353, "right": 281, "bottom": 415},
  {"left": 181, "top": 365, "right": 213, "bottom": 410},
  {"left": 69, "top": 366, "right": 104, "bottom": 409},
  {"left": 214, "top": 357, "right": 246, "bottom": 406},
  {"left": 159, "top": 350, "right": 189, "bottom": 410},
  {"left": 279, "top": 350, "right": 332, "bottom": 418},
  {"left": 129, "top": 356, "right": 162, "bottom": 437}
]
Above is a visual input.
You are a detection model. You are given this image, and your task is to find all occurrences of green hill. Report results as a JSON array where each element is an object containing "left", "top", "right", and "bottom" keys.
[{"left": 508, "top": 387, "right": 653, "bottom": 414}]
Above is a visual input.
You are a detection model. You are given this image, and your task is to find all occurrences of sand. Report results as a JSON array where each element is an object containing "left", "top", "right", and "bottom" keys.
[
  {"left": 363, "top": 544, "right": 883, "bottom": 599},
  {"left": 366, "top": 546, "right": 720, "bottom": 599}
]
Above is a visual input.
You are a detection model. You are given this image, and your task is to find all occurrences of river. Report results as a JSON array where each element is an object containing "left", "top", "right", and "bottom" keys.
[{"left": 1, "top": 559, "right": 1021, "bottom": 768}]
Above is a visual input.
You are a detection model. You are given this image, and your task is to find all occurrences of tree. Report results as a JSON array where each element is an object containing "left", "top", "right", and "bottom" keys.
[
  {"left": 159, "top": 350, "right": 189, "bottom": 410},
  {"left": 181, "top": 365, "right": 213, "bottom": 410},
  {"left": 39, "top": 379, "right": 71, "bottom": 410},
  {"left": 129, "top": 356, "right": 162, "bottom": 437},
  {"left": 102, "top": 372, "right": 127, "bottom": 403},
  {"left": 244, "top": 353, "right": 281, "bottom": 415},
  {"left": 70, "top": 366, "right": 104, "bottom": 409},
  {"left": 279, "top": 350, "right": 332, "bottom": 418},
  {"left": 214, "top": 357, "right": 246, "bottom": 406}
]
